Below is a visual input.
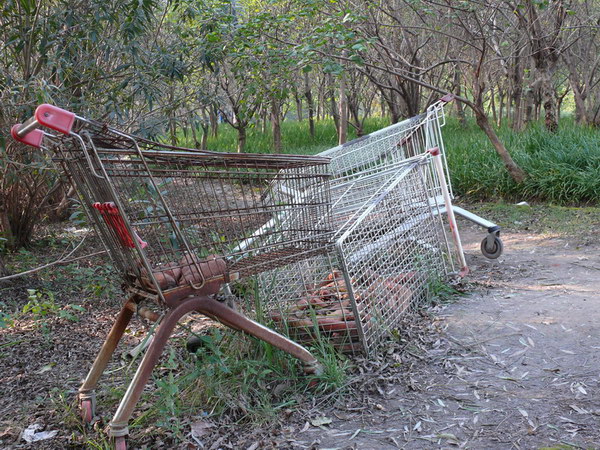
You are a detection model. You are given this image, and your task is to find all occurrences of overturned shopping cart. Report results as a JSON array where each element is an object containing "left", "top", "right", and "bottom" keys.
[
  {"left": 12, "top": 105, "right": 334, "bottom": 449},
  {"left": 256, "top": 96, "right": 500, "bottom": 356}
]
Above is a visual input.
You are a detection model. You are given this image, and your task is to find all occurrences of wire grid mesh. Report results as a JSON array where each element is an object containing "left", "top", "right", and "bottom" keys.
[
  {"left": 257, "top": 158, "right": 449, "bottom": 355},
  {"left": 46, "top": 119, "right": 333, "bottom": 301},
  {"left": 320, "top": 102, "right": 451, "bottom": 208}
]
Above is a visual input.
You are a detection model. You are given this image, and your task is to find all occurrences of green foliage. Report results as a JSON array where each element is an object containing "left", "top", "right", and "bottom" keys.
[
  {"left": 22, "top": 288, "right": 84, "bottom": 323},
  {"left": 181, "top": 116, "right": 390, "bottom": 154},
  {"left": 444, "top": 118, "right": 600, "bottom": 204}
]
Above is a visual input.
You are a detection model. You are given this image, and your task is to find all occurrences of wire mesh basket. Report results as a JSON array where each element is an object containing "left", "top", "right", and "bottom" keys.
[
  {"left": 37, "top": 117, "right": 333, "bottom": 304},
  {"left": 259, "top": 156, "right": 447, "bottom": 355}
]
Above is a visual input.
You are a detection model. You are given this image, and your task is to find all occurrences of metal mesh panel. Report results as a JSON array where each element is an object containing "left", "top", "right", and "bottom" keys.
[
  {"left": 45, "top": 119, "right": 333, "bottom": 301},
  {"left": 258, "top": 158, "right": 449, "bottom": 355},
  {"left": 335, "top": 159, "right": 447, "bottom": 353}
]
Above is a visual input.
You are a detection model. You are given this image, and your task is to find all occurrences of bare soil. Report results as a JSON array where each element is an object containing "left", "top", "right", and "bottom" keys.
[
  {"left": 287, "top": 220, "right": 600, "bottom": 449},
  {"left": 2, "top": 212, "right": 600, "bottom": 449}
]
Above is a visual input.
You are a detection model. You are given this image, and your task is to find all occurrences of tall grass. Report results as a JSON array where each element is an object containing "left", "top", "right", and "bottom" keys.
[
  {"left": 444, "top": 118, "right": 600, "bottom": 204},
  {"left": 179, "top": 116, "right": 600, "bottom": 205}
]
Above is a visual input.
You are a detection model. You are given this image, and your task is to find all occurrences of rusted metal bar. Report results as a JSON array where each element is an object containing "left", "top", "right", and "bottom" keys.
[
  {"left": 78, "top": 296, "right": 137, "bottom": 400},
  {"left": 108, "top": 294, "right": 323, "bottom": 438}
]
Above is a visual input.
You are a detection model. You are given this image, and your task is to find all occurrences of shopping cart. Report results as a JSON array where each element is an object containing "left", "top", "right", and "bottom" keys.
[
  {"left": 318, "top": 95, "right": 503, "bottom": 260},
  {"left": 12, "top": 104, "right": 333, "bottom": 449},
  {"left": 259, "top": 154, "right": 451, "bottom": 355},
  {"left": 255, "top": 97, "right": 501, "bottom": 355}
]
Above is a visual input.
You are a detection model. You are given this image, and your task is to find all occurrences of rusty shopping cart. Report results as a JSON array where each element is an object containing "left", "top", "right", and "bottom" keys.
[{"left": 12, "top": 104, "right": 333, "bottom": 449}]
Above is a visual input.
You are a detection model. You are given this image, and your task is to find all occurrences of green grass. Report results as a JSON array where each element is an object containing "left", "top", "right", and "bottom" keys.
[
  {"left": 179, "top": 117, "right": 390, "bottom": 155},
  {"left": 179, "top": 115, "right": 600, "bottom": 205},
  {"left": 444, "top": 117, "right": 600, "bottom": 204}
]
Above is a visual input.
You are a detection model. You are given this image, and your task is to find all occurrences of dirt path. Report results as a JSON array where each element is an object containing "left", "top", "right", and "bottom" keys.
[{"left": 290, "top": 222, "right": 600, "bottom": 449}]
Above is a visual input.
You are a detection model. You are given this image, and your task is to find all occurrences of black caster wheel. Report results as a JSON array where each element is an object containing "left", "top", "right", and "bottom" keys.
[
  {"left": 480, "top": 235, "right": 503, "bottom": 259},
  {"left": 186, "top": 336, "right": 205, "bottom": 353}
]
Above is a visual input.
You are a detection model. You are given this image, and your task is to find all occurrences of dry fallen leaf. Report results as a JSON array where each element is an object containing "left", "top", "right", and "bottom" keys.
[{"left": 310, "top": 416, "right": 332, "bottom": 427}]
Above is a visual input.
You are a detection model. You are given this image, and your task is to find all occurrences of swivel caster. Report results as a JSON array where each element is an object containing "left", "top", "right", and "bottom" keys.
[{"left": 481, "top": 233, "right": 503, "bottom": 259}]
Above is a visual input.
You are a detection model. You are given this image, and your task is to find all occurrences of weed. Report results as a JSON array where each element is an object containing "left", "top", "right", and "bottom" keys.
[{"left": 427, "top": 276, "right": 463, "bottom": 305}]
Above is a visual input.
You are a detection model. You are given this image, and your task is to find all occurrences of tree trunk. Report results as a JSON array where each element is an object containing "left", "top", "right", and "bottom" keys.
[
  {"left": 540, "top": 72, "right": 558, "bottom": 132},
  {"left": 327, "top": 74, "right": 339, "bottom": 131},
  {"left": 295, "top": 91, "right": 303, "bottom": 121},
  {"left": 338, "top": 73, "right": 348, "bottom": 145},
  {"left": 490, "top": 87, "right": 498, "bottom": 126},
  {"left": 271, "top": 99, "right": 282, "bottom": 153},
  {"left": 453, "top": 69, "right": 467, "bottom": 127},
  {"left": 570, "top": 78, "right": 588, "bottom": 125},
  {"left": 511, "top": 56, "right": 524, "bottom": 131},
  {"left": 474, "top": 108, "right": 527, "bottom": 183},
  {"left": 237, "top": 126, "right": 246, "bottom": 153},
  {"left": 200, "top": 124, "right": 209, "bottom": 150},
  {"left": 304, "top": 72, "right": 316, "bottom": 138},
  {"left": 209, "top": 107, "right": 219, "bottom": 138}
]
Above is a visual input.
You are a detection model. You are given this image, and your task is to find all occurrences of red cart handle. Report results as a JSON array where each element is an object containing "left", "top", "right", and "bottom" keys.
[{"left": 11, "top": 104, "right": 76, "bottom": 148}]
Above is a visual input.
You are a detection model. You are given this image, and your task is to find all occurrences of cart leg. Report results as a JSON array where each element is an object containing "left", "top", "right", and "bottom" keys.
[
  {"left": 195, "top": 296, "right": 323, "bottom": 376},
  {"left": 78, "top": 296, "right": 137, "bottom": 423},
  {"left": 107, "top": 297, "right": 202, "bottom": 440}
]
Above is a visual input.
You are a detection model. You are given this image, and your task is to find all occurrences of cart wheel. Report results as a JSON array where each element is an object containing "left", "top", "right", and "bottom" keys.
[
  {"left": 80, "top": 399, "right": 94, "bottom": 424},
  {"left": 480, "top": 235, "right": 503, "bottom": 259},
  {"left": 186, "top": 336, "right": 204, "bottom": 353},
  {"left": 114, "top": 436, "right": 127, "bottom": 450}
]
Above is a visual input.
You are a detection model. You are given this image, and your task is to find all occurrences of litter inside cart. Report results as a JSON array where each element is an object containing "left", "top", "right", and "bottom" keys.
[{"left": 12, "top": 104, "right": 333, "bottom": 448}]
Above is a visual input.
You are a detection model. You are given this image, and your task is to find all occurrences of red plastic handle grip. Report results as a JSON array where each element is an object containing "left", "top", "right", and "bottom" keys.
[
  {"left": 35, "top": 104, "right": 76, "bottom": 134},
  {"left": 11, "top": 124, "right": 44, "bottom": 148},
  {"left": 93, "top": 202, "right": 148, "bottom": 249}
]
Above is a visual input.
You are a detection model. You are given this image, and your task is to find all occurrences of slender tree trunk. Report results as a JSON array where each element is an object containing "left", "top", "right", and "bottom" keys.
[
  {"left": 190, "top": 119, "right": 200, "bottom": 149},
  {"left": 540, "top": 72, "right": 558, "bottom": 132},
  {"left": 570, "top": 78, "right": 588, "bottom": 125},
  {"left": 338, "top": 73, "right": 348, "bottom": 145},
  {"left": 294, "top": 91, "right": 303, "bottom": 121},
  {"left": 209, "top": 107, "right": 219, "bottom": 138},
  {"left": 271, "top": 99, "right": 282, "bottom": 153},
  {"left": 327, "top": 74, "right": 340, "bottom": 131},
  {"left": 474, "top": 107, "right": 526, "bottom": 183},
  {"left": 200, "top": 124, "right": 209, "bottom": 150},
  {"left": 261, "top": 106, "right": 267, "bottom": 134},
  {"left": 304, "top": 72, "right": 315, "bottom": 138},
  {"left": 511, "top": 56, "right": 524, "bottom": 131},
  {"left": 237, "top": 126, "right": 246, "bottom": 153},
  {"left": 498, "top": 92, "right": 505, "bottom": 128},
  {"left": 380, "top": 96, "right": 386, "bottom": 118},
  {"left": 490, "top": 87, "right": 498, "bottom": 126},
  {"left": 453, "top": 68, "right": 467, "bottom": 127}
]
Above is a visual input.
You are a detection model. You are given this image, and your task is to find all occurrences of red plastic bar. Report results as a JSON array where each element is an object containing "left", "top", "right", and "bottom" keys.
[
  {"left": 35, "top": 104, "right": 76, "bottom": 135},
  {"left": 93, "top": 202, "right": 148, "bottom": 249},
  {"left": 11, "top": 124, "right": 44, "bottom": 148}
]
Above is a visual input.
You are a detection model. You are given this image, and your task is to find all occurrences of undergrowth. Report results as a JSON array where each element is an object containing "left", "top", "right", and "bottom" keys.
[{"left": 181, "top": 116, "right": 600, "bottom": 205}]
